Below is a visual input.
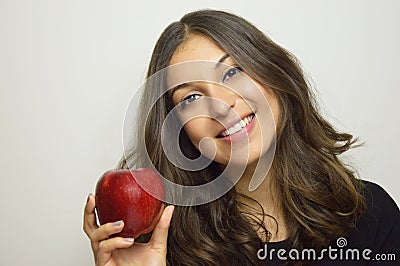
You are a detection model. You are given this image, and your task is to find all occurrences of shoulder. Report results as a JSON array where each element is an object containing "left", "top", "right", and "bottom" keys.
[
  {"left": 346, "top": 180, "right": 399, "bottom": 258},
  {"left": 361, "top": 180, "right": 399, "bottom": 218}
]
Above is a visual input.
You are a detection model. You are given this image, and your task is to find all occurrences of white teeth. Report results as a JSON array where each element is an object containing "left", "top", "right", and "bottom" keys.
[
  {"left": 221, "top": 114, "right": 254, "bottom": 137},
  {"left": 234, "top": 124, "right": 241, "bottom": 132}
]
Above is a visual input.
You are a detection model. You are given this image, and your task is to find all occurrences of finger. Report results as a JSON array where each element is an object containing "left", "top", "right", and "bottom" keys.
[
  {"left": 90, "top": 220, "right": 125, "bottom": 243},
  {"left": 97, "top": 237, "right": 135, "bottom": 265},
  {"left": 150, "top": 205, "right": 174, "bottom": 252},
  {"left": 83, "top": 193, "right": 98, "bottom": 236}
]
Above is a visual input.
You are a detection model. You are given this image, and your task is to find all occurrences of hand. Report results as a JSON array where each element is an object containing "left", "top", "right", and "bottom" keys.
[{"left": 83, "top": 193, "right": 174, "bottom": 266}]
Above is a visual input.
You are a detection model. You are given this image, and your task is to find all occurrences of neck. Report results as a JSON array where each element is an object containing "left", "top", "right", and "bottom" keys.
[{"left": 233, "top": 160, "right": 287, "bottom": 242}]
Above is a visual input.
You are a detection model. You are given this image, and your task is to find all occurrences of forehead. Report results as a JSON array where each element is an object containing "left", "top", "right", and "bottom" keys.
[
  {"left": 169, "top": 34, "right": 226, "bottom": 66},
  {"left": 166, "top": 35, "right": 233, "bottom": 90}
]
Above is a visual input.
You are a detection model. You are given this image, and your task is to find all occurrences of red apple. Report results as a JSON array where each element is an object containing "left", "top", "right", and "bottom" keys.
[{"left": 95, "top": 168, "right": 165, "bottom": 238}]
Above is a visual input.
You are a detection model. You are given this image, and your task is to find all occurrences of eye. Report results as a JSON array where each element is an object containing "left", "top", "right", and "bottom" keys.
[
  {"left": 223, "top": 66, "right": 243, "bottom": 82},
  {"left": 180, "top": 94, "right": 201, "bottom": 109}
]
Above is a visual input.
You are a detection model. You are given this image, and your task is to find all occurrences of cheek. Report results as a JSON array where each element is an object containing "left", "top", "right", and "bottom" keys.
[
  {"left": 263, "top": 92, "right": 280, "bottom": 127},
  {"left": 182, "top": 119, "right": 205, "bottom": 148},
  {"left": 253, "top": 83, "right": 280, "bottom": 129},
  {"left": 183, "top": 119, "right": 221, "bottom": 161}
]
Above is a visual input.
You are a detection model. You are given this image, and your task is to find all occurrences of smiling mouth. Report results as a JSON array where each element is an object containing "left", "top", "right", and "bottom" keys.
[{"left": 217, "top": 113, "right": 255, "bottom": 138}]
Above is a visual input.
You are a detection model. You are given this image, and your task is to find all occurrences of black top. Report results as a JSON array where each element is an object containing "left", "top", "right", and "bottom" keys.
[{"left": 260, "top": 181, "right": 400, "bottom": 265}]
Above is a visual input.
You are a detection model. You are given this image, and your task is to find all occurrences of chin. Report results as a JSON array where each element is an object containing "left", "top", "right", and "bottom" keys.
[{"left": 213, "top": 150, "right": 262, "bottom": 167}]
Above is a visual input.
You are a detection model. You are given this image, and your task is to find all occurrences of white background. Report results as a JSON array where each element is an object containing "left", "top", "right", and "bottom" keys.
[{"left": 0, "top": 0, "right": 399, "bottom": 265}]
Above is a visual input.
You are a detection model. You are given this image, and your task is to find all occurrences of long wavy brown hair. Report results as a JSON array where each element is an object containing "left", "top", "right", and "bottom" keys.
[{"left": 119, "top": 9, "right": 366, "bottom": 265}]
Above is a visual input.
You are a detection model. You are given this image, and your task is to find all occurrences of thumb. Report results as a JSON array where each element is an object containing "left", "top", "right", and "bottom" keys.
[{"left": 150, "top": 205, "right": 174, "bottom": 253}]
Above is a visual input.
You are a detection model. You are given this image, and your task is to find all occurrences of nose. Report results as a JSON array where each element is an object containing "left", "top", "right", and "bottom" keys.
[{"left": 207, "top": 84, "right": 238, "bottom": 118}]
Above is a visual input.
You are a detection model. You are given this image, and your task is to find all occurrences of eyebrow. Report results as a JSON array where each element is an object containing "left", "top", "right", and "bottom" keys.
[
  {"left": 169, "top": 82, "right": 193, "bottom": 96},
  {"left": 215, "top": 54, "right": 230, "bottom": 69}
]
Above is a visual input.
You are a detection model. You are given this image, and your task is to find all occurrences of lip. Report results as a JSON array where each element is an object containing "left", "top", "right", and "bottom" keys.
[
  {"left": 216, "top": 112, "right": 255, "bottom": 137},
  {"left": 217, "top": 113, "right": 256, "bottom": 143}
]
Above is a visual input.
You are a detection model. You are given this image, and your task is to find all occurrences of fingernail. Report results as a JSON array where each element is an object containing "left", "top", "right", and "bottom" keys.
[
  {"left": 113, "top": 220, "right": 123, "bottom": 226},
  {"left": 124, "top": 238, "right": 134, "bottom": 242},
  {"left": 168, "top": 205, "right": 175, "bottom": 216},
  {"left": 86, "top": 193, "right": 92, "bottom": 203}
]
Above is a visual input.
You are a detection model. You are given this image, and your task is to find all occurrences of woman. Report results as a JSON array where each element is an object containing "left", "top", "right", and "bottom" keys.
[{"left": 83, "top": 9, "right": 399, "bottom": 265}]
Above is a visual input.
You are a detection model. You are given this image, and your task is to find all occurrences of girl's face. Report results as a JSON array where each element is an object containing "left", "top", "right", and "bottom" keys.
[{"left": 168, "top": 34, "right": 279, "bottom": 167}]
